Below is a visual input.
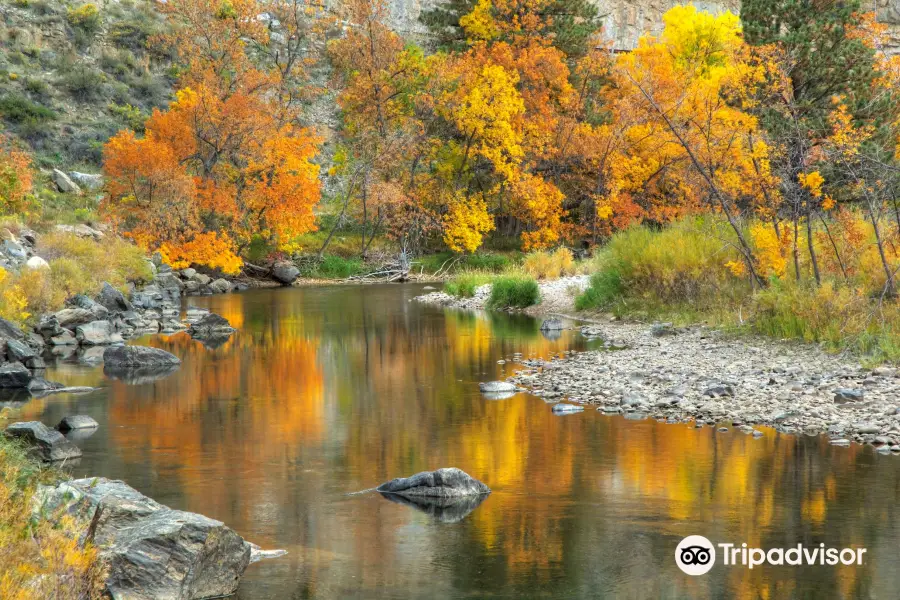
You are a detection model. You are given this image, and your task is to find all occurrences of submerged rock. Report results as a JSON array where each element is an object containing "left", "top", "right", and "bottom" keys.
[
  {"left": 37, "top": 478, "right": 253, "bottom": 600},
  {"left": 540, "top": 318, "right": 565, "bottom": 331},
  {"left": 479, "top": 381, "right": 516, "bottom": 394},
  {"left": 551, "top": 403, "right": 584, "bottom": 414},
  {"left": 5, "top": 421, "right": 82, "bottom": 462},
  {"left": 189, "top": 313, "right": 235, "bottom": 337},
  {"left": 376, "top": 468, "right": 490, "bottom": 498},
  {"left": 57, "top": 415, "right": 99, "bottom": 432}
]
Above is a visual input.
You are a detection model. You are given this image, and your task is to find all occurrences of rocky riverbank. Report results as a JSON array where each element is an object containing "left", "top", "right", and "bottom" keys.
[{"left": 501, "top": 316, "right": 900, "bottom": 450}]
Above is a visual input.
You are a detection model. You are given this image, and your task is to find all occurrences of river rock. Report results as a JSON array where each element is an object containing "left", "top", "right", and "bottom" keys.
[
  {"left": 650, "top": 322, "right": 677, "bottom": 337},
  {"left": 5, "top": 338, "right": 36, "bottom": 363},
  {"left": 540, "top": 318, "right": 564, "bottom": 331},
  {"left": 272, "top": 261, "right": 300, "bottom": 284},
  {"left": 70, "top": 294, "right": 110, "bottom": 320},
  {"left": 51, "top": 168, "right": 82, "bottom": 195},
  {"left": 209, "top": 278, "right": 232, "bottom": 294},
  {"left": 0, "top": 317, "right": 24, "bottom": 342},
  {"left": 188, "top": 313, "right": 235, "bottom": 345},
  {"left": 37, "top": 478, "right": 252, "bottom": 599},
  {"left": 53, "top": 307, "right": 96, "bottom": 329},
  {"left": 479, "top": 381, "right": 516, "bottom": 394},
  {"left": 5, "top": 421, "right": 82, "bottom": 461},
  {"left": 834, "top": 388, "right": 865, "bottom": 403},
  {"left": 551, "top": 403, "right": 584, "bottom": 414},
  {"left": 76, "top": 321, "right": 125, "bottom": 346},
  {"left": 50, "top": 330, "right": 77, "bottom": 346},
  {"left": 96, "top": 282, "right": 132, "bottom": 313},
  {"left": 57, "top": 415, "right": 99, "bottom": 432},
  {"left": 376, "top": 467, "right": 490, "bottom": 498},
  {"left": 0, "top": 362, "right": 31, "bottom": 388},
  {"left": 103, "top": 345, "right": 181, "bottom": 368}
]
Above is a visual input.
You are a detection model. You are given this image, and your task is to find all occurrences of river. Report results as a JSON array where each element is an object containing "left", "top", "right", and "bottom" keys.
[{"left": 19, "top": 283, "right": 900, "bottom": 598}]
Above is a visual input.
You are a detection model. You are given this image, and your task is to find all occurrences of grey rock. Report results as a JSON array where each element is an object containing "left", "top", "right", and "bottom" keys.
[
  {"left": 37, "top": 478, "right": 251, "bottom": 599},
  {"left": 193, "top": 273, "right": 211, "bottom": 286},
  {"left": 104, "top": 345, "right": 181, "bottom": 368},
  {"left": 5, "top": 338, "right": 36, "bottom": 363},
  {"left": 834, "top": 388, "right": 865, "bottom": 403},
  {"left": 830, "top": 438, "right": 851, "bottom": 446},
  {"left": 540, "top": 318, "right": 565, "bottom": 332},
  {"left": 272, "top": 261, "right": 300, "bottom": 284},
  {"left": 0, "top": 362, "right": 32, "bottom": 388},
  {"left": 67, "top": 171, "right": 104, "bottom": 191},
  {"left": 57, "top": 415, "right": 99, "bottom": 432},
  {"left": 551, "top": 403, "right": 584, "bottom": 414},
  {"left": 70, "top": 294, "right": 110, "bottom": 320},
  {"left": 53, "top": 308, "right": 96, "bottom": 328},
  {"left": 2, "top": 239, "right": 28, "bottom": 262},
  {"left": 376, "top": 467, "right": 490, "bottom": 498},
  {"left": 50, "top": 330, "right": 77, "bottom": 346},
  {"left": 479, "top": 381, "right": 516, "bottom": 394},
  {"left": 5, "top": 421, "right": 81, "bottom": 461},
  {"left": 0, "top": 317, "right": 24, "bottom": 341},
  {"left": 188, "top": 313, "right": 235, "bottom": 341},
  {"left": 703, "top": 384, "right": 735, "bottom": 398},
  {"left": 96, "top": 282, "right": 132, "bottom": 313},
  {"left": 650, "top": 322, "right": 677, "bottom": 337},
  {"left": 25, "top": 255, "right": 49, "bottom": 270},
  {"left": 209, "top": 278, "right": 232, "bottom": 294},
  {"left": 76, "top": 321, "right": 125, "bottom": 346},
  {"left": 51, "top": 168, "right": 82, "bottom": 194}
]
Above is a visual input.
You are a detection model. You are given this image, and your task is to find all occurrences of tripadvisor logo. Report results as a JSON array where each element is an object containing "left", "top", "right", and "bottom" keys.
[
  {"left": 675, "top": 536, "right": 868, "bottom": 576},
  {"left": 676, "top": 535, "right": 715, "bottom": 576}
]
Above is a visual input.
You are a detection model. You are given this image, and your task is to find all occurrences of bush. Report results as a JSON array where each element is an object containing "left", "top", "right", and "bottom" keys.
[
  {"left": 67, "top": 3, "right": 100, "bottom": 33},
  {"left": 487, "top": 276, "right": 540, "bottom": 309},
  {"left": 444, "top": 273, "right": 491, "bottom": 298},
  {"left": 0, "top": 94, "right": 55, "bottom": 123},
  {"left": 523, "top": 247, "right": 575, "bottom": 279},
  {"left": 575, "top": 263, "right": 624, "bottom": 311},
  {"left": 59, "top": 65, "right": 106, "bottom": 101}
]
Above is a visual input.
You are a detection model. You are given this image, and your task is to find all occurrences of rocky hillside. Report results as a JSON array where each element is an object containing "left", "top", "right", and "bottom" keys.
[{"left": 0, "top": 0, "right": 172, "bottom": 169}]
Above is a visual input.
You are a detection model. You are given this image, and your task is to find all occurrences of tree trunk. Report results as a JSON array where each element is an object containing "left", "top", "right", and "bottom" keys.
[{"left": 806, "top": 205, "right": 821, "bottom": 285}]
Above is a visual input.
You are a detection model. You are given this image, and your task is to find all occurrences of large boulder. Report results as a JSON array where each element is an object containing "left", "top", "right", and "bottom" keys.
[
  {"left": 67, "top": 171, "right": 104, "bottom": 191},
  {"left": 53, "top": 307, "right": 96, "bottom": 329},
  {"left": 272, "top": 261, "right": 300, "bottom": 284},
  {"left": 5, "top": 421, "right": 82, "bottom": 462},
  {"left": 209, "top": 278, "right": 232, "bottom": 294},
  {"left": 0, "top": 317, "right": 24, "bottom": 341},
  {"left": 25, "top": 256, "right": 49, "bottom": 270},
  {"left": 5, "top": 338, "right": 36, "bottom": 363},
  {"left": 188, "top": 313, "right": 234, "bottom": 337},
  {"left": 96, "top": 282, "right": 132, "bottom": 313},
  {"left": 103, "top": 345, "right": 181, "bottom": 368},
  {"left": 0, "top": 362, "right": 32, "bottom": 388},
  {"left": 70, "top": 294, "right": 110, "bottom": 320},
  {"left": 51, "top": 169, "right": 82, "bottom": 195},
  {"left": 376, "top": 467, "right": 490, "bottom": 498},
  {"left": 37, "top": 478, "right": 253, "bottom": 600},
  {"left": 76, "top": 321, "right": 125, "bottom": 346}
]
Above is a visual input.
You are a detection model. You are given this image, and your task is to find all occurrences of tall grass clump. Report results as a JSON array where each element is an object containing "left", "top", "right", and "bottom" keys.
[
  {"left": 577, "top": 217, "right": 747, "bottom": 313},
  {"left": 522, "top": 247, "right": 575, "bottom": 279},
  {"left": 301, "top": 255, "right": 364, "bottom": 279},
  {"left": 0, "top": 434, "right": 105, "bottom": 598},
  {"left": 444, "top": 272, "right": 491, "bottom": 297},
  {"left": 487, "top": 276, "right": 540, "bottom": 309}
]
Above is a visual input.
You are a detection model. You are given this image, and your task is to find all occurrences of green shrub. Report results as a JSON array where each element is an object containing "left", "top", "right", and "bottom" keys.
[
  {"left": 108, "top": 102, "right": 146, "bottom": 131},
  {"left": 59, "top": 65, "right": 106, "bottom": 100},
  {"left": 575, "top": 264, "right": 624, "bottom": 311},
  {"left": 67, "top": 3, "right": 100, "bottom": 33},
  {"left": 23, "top": 77, "right": 49, "bottom": 98},
  {"left": 444, "top": 273, "right": 491, "bottom": 298},
  {"left": 0, "top": 94, "right": 55, "bottom": 123},
  {"left": 487, "top": 276, "right": 540, "bottom": 309}
]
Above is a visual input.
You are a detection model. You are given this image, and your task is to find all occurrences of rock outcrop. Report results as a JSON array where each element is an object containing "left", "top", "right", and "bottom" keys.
[
  {"left": 37, "top": 478, "right": 256, "bottom": 600},
  {"left": 5, "top": 421, "right": 82, "bottom": 462}
]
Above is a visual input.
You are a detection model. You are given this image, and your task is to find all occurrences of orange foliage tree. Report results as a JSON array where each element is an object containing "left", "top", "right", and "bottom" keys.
[{"left": 102, "top": 0, "right": 322, "bottom": 272}]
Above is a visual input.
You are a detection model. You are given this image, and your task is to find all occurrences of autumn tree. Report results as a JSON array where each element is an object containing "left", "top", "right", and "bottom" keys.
[
  {"left": 741, "top": 0, "right": 882, "bottom": 284},
  {"left": 0, "top": 134, "right": 33, "bottom": 215},
  {"left": 602, "top": 6, "right": 774, "bottom": 285},
  {"left": 102, "top": 0, "right": 322, "bottom": 272}
]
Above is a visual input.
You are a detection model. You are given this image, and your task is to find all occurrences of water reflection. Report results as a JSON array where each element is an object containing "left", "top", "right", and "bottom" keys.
[{"left": 17, "top": 283, "right": 900, "bottom": 599}]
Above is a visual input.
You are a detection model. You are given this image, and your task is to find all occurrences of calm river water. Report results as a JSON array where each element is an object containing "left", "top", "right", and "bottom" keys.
[{"left": 19, "top": 284, "right": 900, "bottom": 598}]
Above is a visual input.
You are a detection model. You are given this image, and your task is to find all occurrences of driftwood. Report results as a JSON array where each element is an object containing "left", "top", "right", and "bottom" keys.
[{"left": 347, "top": 252, "right": 411, "bottom": 282}]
